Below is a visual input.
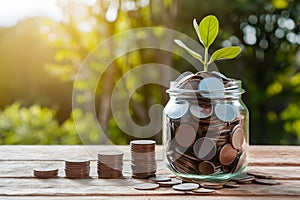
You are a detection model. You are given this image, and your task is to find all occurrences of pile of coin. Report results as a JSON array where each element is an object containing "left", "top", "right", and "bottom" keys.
[
  {"left": 65, "top": 159, "right": 90, "bottom": 179},
  {"left": 97, "top": 150, "right": 123, "bottom": 178},
  {"left": 165, "top": 71, "right": 247, "bottom": 176},
  {"left": 33, "top": 168, "right": 58, "bottom": 178},
  {"left": 130, "top": 140, "right": 157, "bottom": 178}
]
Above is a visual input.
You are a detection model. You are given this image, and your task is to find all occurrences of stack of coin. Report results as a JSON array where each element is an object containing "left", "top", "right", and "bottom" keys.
[
  {"left": 33, "top": 168, "right": 58, "bottom": 178},
  {"left": 97, "top": 150, "right": 123, "bottom": 178},
  {"left": 165, "top": 71, "right": 247, "bottom": 176},
  {"left": 65, "top": 159, "right": 90, "bottom": 179},
  {"left": 130, "top": 140, "right": 156, "bottom": 178}
]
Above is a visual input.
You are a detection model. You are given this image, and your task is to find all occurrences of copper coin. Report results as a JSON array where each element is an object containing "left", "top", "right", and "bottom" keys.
[
  {"left": 157, "top": 178, "right": 182, "bottom": 187},
  {"left": 193, "top": 137, "right": 217, "bottom": 160},
  {"left": 247, "top": 171, "right": 272, "bottom": 179},
  {"left": 230, "top": 125, "right": 245, "bottom": 150},
  {"left": 184, "top": 79, "right": 201, "bottom": 90},
  {"left": 134, "top": 183, "right": 159, "bottom": 190},
  {"left": 254, "top": 178, "right": 279, "bottom": 185},
  {"left": 172, "top": 183, "right": 199, "bottom": 191},
  {"left": 233, "top": 152, "right": 247, "bottom": 173},
  {"left": 175, "top": 124, "right": 197, "bottom": 147},
  {"left": 166, "top": 101, "right": 189, "bottom": 119},
  {"left": 198, "top": 161, "right": 216, "bottom": 175},
  {"left": 200, "top": 182, "right": 223, "bottom": 189},
  {"left": 198, "top": 77, "right": 225, "bottom": 99},
  {"left": 212, "top": 71, "right": 231, "bottom": 81},
  {"left": 223, "top": 181, "right": 240, "bottom": 188},
  {"left": 219, "top": 144, "right": 238, "bottom": 165},
  {"left": 231, "top": 173, "right": 255, "bottom": 182},
  {"left": 214, "top": 104, "right": 237, "bottom": 122},
  {"left": 190, "top": 104, "right": 213, "bottom": 119}
]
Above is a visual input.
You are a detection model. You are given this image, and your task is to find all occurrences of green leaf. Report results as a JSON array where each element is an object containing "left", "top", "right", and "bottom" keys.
[
  {"left": 193, "top": 18, "right": 202, "bottom": 44},
  {"left": 199, "top": 15, "right": 219, "bottom": 48},
  {"left": 174, "top": 39, "right": 203, "bottom": 61},
  {"left": 210, "top": 46, "right": 242, "bottom": 62}
]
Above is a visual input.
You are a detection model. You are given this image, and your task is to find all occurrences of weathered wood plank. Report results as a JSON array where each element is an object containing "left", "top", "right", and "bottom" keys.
[
  {"left": 1, "top": 196, "right": 300, "bottom": 200},
  {"left": 0, "top": 145, "right": 299, "bottom": 166},
  {"left": 0, "top": 160, "right": 299, "bottom": 180},
  {"left": 0, "top": 178, "right": 299, "bottom": 196}
]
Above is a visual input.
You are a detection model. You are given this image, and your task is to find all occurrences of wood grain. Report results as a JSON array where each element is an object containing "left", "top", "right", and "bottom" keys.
[{"left": 0, "top": 145, "right": 299, "bottom": 199}]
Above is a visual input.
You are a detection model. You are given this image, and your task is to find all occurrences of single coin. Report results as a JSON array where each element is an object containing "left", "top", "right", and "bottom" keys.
[
  {"left": 198, "top": 161, "right": 216, "bottom": 175},
  {"left": 157, "top": 179, "right": 182, "bottom": 187},
  {"left": 175, "top": 124, "right": 197, "bottom": 147},
  {"left": 172, "top": 183, "right": 199, "bottom": 191},
  {"left": 149, "top": 176, "right": 171, "bottom": 182},
  {"left": 200, "top": 182, "right": 223, "bottom": 189},
  {"left": 247, "top": 171, "right": 272, "bottom": 179},
  {"left": 33, "top": 168, "right": 58, "bottom": 173},
  {"left": 193, "top": 137, "right": 217, "bottom": 160},
  {"left": 254, "top": 178, "right": 279, "bottom": 185},
  {"left": 223, "top": 181, "right": 240, "bottom": 188},
  {"left": 190, "top": 104, "right": 213, "bottom": 119},
  {"left": 130, "top": 140, "right": 156, "bottom": 145},
  {"left": 184, "top": 79, "right": 200, "bottom": 90},
  {"left": 192, "top": 188, "right": 215, "bottom": 193},
  {"left": 166, "top": 101, "right": 189, "bottom": 120},
  {"left": 134, "top": 183, "right": 160, "bottom": 190},
  {"left": 214, "top": 104, "right": 237, "bottom": 122},
  {"left": 230, "top": 125, "right": 245, "bottom": 150},
  {"left": 219, "top": 143, "right": 238, "bottom": 166},
  {"left": 231, "top": 173, "right": 255, "bottom": 182},
  {"left": 233, "top": 152, "right": 247, "bottom": 173},
  {"left": 199, "top": 77, "right": 225, "bottom": 99}
]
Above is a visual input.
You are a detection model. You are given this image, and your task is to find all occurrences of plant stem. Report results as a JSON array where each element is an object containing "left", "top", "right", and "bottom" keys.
[{"left": 204, "top": 48, "right": 209, "bottom": 72}]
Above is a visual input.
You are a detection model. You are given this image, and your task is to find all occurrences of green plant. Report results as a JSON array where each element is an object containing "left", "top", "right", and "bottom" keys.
[{"left": 174, "top": 15, "right": 242, "bottom": 72}]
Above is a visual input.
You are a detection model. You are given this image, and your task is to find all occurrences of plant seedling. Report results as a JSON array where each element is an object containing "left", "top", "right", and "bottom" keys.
[{"left": 174, "top": 15, "right": 242, "bottom": 72}]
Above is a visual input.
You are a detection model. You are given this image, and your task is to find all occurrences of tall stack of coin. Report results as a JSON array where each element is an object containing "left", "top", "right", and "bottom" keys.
[
  {"left": 165, "top": 71, "right": 248, "bottom": 176},
  {"left": 130, "top": 140, "right": 156, "bottom": 178},
  {"left": 65, "top": 159, "right": 90, "bottom": 179},
  {"left": 97, "top": 150, "right": 123, "bottom": 178}
]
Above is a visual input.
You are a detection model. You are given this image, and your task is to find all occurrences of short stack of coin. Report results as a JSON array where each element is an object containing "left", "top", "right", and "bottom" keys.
[
  {"left": 33, "top": 168, "right": 58, "bottom": 178},
  {"left": 65, "top": 159, "right": 90, "bottom": 179},
  {"left": 165, "top": 71, "right": 248, "bottom": 176},
  {"left": 130, "top": 140, "right": 156, "bottom": 178},
  {"left": 97, "top": 150, "right": 123, "bottom": 178}
]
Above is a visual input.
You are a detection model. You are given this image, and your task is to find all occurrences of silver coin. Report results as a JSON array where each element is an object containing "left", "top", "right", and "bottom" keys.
[
  {"left": 149, "top": 175, "right": 171, "bottom": 182},
  {"left": 214, "top": 104, "right": 237, "bottom": 122},
  {"left": 192, "top": 188, "right": 215, "bottom": 193},
  {"left": 198, "top": 77, "right": 225, "bottom": 99},
  {"left": 134, "top": 183, "right": 160, "bottom": 190},
  {"left": 166, "top": 101, "right": 189, "bottom": 120},
  {"left": 254, "top": 178, "right": 279, "bottom": 185},
  {"left": 193, "top": 137, "right": 217, "bottom": 160},
  {"left": 190, "top": 104, "right": 213, "bottom": 119},
  {"left": 172, "top": 183, "right": 199, "bottom": 191}
]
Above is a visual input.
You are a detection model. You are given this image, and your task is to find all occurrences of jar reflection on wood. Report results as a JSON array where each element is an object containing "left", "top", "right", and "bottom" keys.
[{"left": 163, "top": 71, "right": 249, "bottom": 181}]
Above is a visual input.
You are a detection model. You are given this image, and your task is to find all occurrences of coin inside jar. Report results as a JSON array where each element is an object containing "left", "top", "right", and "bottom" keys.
[
  {"left": 175, "top": 124, "right": 197, "bottom": 147},
  {"left": 230, "top": 125, "right": 245, "bottom": 150},
  {"left": 219, "top": 143, "right": 238, "bottom": 165},
  {"left": 166, "top": 101, "right": 189, "bottom": 120},
  {"left": 198, "top": 161, "right": 216, "bottom": 175},
  {"left": 193, "top": 137, "right": 217, "bottom": 160},
  {"left": 198, "top": 77, "right": 225, "bottom": 99},
  {"left": 190, "top": 104, "right": 213, "bottom": 119},
  {"left": 214, "top": 104, "right": 237, "bottom": 122}
]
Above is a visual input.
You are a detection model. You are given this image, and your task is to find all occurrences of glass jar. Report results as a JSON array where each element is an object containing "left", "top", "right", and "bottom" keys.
[{"left": 163, "top": 72, "right": 249, "bottom": 181}]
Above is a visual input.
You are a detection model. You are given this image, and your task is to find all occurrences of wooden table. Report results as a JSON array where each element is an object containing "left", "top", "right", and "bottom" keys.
[{"left": 0, "top": 145, "right": 299, "bottom": 199}]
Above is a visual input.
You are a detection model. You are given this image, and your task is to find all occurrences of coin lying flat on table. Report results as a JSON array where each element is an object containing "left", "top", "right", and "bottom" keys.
[
  {"left": 247, "top": 171, "right": 272, "bottom": 179},
  {"left": 254, "top": 178, "right": 279, "bottom": 185},
  {"left": 173, "top": 183, "right": 199, "bottom": 191},
  {"left": 223, "top": 181, "right": 240, "bottom": 188},
  {"left": 200, "top": 182, "right": 223, "bottom": 190},
  {"left": 149, "top": 175, "right": 171, "bottom": 182},
  {"left": 192, "top": 188, "right": 215, "bottom": 193},
  {"left": 157, "top": 179, "right": 182, "bottom": 187},
  {"left": 134, "top": 183, "right": 159, "bottom": 190}
]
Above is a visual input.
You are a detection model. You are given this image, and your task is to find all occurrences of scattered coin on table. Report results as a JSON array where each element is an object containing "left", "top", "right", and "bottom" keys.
[
  {"left": 172, "top": 183, "right": 199, "bottom": 191},
  {"left": 192, "top": 188, "right": 215, "bottom": 193},
  {"left": 254, "top": 178, "right": 279, "bottom": 185},
  {"left": 134, "top": 183, "right": 160, "bottom": 190}
]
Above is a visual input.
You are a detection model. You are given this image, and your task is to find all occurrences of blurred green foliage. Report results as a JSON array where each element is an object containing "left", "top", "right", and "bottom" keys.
[{"left": 0, "top": 0, "right": 299, "bottom": 145}]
